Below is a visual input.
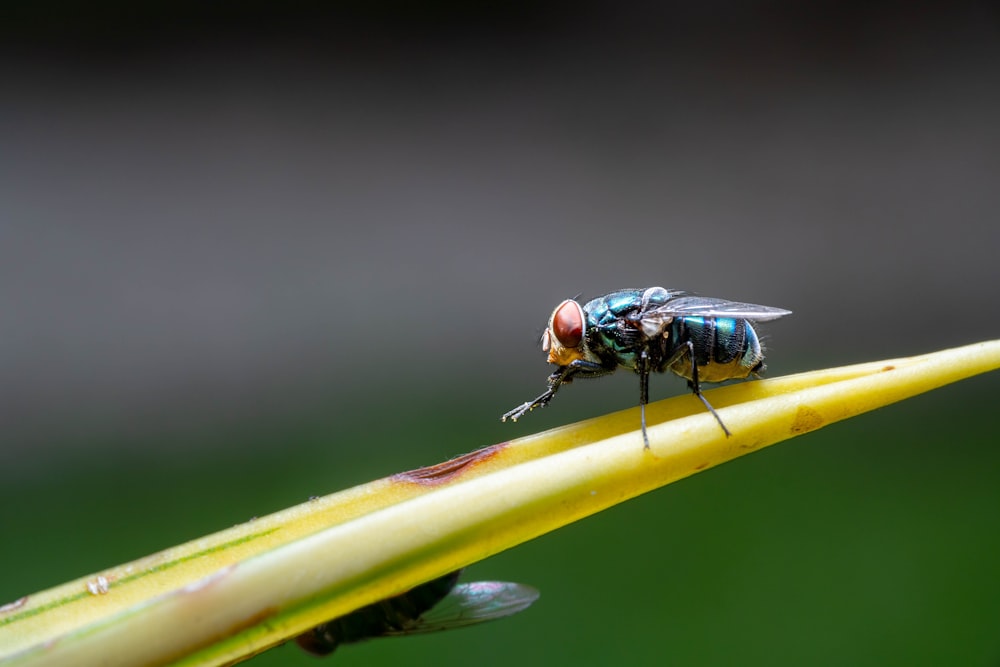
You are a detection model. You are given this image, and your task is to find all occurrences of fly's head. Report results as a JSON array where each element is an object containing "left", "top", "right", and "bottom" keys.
[{"left": 541, "top": 299, "right": 592, "bottom": 367}]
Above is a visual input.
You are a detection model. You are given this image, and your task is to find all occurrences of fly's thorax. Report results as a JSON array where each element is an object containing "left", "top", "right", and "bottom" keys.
[{"left": 593, "top": 320, "right": 654, "bottom": 368}]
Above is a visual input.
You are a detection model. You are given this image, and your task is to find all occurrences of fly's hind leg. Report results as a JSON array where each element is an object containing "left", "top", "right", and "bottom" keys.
[{"left": 684, "top": 340, "right": 732, "bottom": 437}]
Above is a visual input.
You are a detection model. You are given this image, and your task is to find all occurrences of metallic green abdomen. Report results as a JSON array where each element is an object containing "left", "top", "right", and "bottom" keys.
[{"left": 667, "top": 316, "right": 763, "bottom": 382}]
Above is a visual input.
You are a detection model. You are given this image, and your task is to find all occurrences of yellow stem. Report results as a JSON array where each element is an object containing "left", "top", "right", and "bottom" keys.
[{"left": 2, "top": 340, "right": 998, "bottom": 667}]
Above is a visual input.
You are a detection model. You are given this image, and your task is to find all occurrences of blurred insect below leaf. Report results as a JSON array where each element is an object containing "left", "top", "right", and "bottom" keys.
[
  {"left": 502, "top": 286, "right": 791, "bottom": 446},
  {"left": 294, "top": 570, "right": 539, "bottom": 657}
]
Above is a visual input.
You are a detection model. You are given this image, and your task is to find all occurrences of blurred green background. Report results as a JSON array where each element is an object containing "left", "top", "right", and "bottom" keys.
[{"left": 2, "top": 2, "right": 999, "bottom": 665}]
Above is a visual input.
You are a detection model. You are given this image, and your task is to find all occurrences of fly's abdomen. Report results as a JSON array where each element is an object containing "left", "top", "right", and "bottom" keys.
[{"left": 668, "top": 317, "right": 764, "bottom": 383}]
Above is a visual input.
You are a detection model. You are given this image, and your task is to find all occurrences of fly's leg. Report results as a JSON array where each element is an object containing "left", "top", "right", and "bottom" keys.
[
  {"left": 502, "top": 360, "right": 611, "bottom": 423},
  {"left": 501, "top": 365, "right": 577, "bottom": 422},
  {"left": 501, "top": 387, "right": 557, "bottom": 422},
  {"left": 684, "top": 340, "right": 732, "bottom": 437},
  {"left": 638, "top": 349, "right": 651, "bottom": 448}
]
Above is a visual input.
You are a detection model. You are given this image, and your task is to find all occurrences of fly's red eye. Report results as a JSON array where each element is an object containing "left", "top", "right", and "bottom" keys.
[{"left": 550, "top": 300, "right": 584, "bottom": 348}]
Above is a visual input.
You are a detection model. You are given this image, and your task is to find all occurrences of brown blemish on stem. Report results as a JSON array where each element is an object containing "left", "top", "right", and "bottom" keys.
[
  {"left": 394, "top": 444, "right": 506, "bottom": 486},
  {"left": 790, "top": 405, "right": 824, "bottom": 434}
]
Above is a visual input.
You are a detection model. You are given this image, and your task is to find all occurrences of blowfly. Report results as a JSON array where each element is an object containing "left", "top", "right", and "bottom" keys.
[{"left": 502, "top": 286, "right": 791, "bottom": 446}]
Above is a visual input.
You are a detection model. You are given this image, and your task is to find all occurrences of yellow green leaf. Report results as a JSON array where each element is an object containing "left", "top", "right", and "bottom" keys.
[{"left": 2, "top": 339, "right": 998, "bottom": 667}]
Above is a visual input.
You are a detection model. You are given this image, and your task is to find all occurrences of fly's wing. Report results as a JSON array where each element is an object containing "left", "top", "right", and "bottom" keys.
[
  {"left": 636, "top": 295, "right": 791, "bottom": 337},
  {"left": 381, "top": 581, "right": 540, "bottom": 636},
  {"left": 652, "top": 296, "right": 792, "bottom": 321}
]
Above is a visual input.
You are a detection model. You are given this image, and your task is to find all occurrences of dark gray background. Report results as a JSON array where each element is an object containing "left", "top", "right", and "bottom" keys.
[{"left": 2, "top": 2, "right": 997, "bottom": 464}]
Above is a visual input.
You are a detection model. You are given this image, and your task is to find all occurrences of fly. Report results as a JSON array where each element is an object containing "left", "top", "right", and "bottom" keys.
[
  {"left": 294, "top": 569, "right": 539, "bottom": 657},
  {"left": 501, "top": 286, "right": 791, "bottom": 447}
]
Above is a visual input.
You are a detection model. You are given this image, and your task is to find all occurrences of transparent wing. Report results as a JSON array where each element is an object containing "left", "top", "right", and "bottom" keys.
[
  {"left": 643, "top": 296, "right": 792, "bottom": 322},
  {"left": 382, "top": 581, "right": 540, "bottom": 636}
]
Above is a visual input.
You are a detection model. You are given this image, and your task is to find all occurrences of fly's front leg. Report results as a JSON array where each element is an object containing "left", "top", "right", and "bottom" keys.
[
  {"left": 501, "top": 359, "right": 610, "bottom": 423},
  {"left": 501, "top": 365, "right": 574, "bottom": 422},
  {"left": 501, "top": 387, "right": 556, "bottom": 423}
]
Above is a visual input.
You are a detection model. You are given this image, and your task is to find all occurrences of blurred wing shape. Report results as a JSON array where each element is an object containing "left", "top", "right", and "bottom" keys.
[{"left": 383, "top": 581, "right": 540, "bottom": 635}]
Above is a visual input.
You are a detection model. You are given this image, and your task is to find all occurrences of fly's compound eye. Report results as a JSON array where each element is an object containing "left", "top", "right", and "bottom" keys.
[{"left": 549, "top": 299, "right": 585, "bottom": 349}]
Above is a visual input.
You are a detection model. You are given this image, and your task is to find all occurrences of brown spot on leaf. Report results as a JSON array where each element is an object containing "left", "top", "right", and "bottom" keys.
[
  {"left": 694, "top": 462, "right": 709, "bottom": 471},
  {"left": 394, "top": 444, "right": 506, "bottom": 486},
  {"left": 790, "top": 405, "right": 824, "bottom": 434},
  {"left": 882, "top": 365, "right": 895, "bottom": 372}
]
